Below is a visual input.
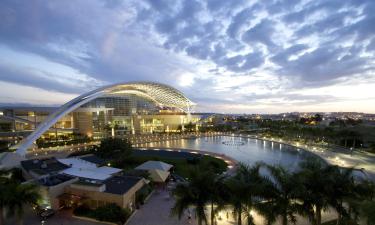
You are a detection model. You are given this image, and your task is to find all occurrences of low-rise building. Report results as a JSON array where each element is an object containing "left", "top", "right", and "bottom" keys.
[
  {"left": 135, "top": 160, "right": 173, "bottom": 183},
  {"left": 20, "top": 155, "right": 147, "bottom": 211},
  {"left": 65, "top": 176, "right": 146, "bottom": 211}
]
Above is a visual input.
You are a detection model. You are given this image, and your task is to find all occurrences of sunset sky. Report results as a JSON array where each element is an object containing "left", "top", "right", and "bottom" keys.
[{"left": 0, "top": 0, "right": 374, "bottom": 113}]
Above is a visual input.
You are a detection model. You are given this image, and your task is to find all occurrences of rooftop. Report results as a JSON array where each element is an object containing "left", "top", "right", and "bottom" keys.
[
  {"left": 57, "top": 157, "right": 97, "bottom": 169},
  {"left": 60, "top": 166, "right": 122, "bottom": 181},
  {"left": 135, "top": 160, "right": 173, "bottom": 172},
  {"left": 79, "top": 155, "right": 106, "bottom": 165},
  {"left": 73, "top": 179, "right": 104, "bottom": 187},
  {"left": 104, "top": 176, "right": 143, "bottom": 195},
  {"left": 38, "top": 174, "right": 74, "bottom": 186},
  {"left": 21, "top": 157, "right": 69, "bottom": 175}
]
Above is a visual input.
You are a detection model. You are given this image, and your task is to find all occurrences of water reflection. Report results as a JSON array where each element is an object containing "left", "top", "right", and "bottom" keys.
[{"left": 141, "top": 136, "right": 316, "bottom": 170}]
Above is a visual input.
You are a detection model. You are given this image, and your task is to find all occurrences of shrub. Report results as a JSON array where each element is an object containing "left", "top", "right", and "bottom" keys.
[
  {"left": 186, "top": 157, "right": 200, "bottom": 165},
  {"left": 135, "top": 184, "right": 152, "bottom": 205},
  {"left": 74, "top": 203, "right": 131, "bottom": 224},
  {"left": 94, "top": 204, "right": 131, "bottom": 223},
  {"left": 97, "top": 138, "right": 132, "bottom": 158},
  {"left": 73, "top": 205, "right": 91, "bottom": 217}
]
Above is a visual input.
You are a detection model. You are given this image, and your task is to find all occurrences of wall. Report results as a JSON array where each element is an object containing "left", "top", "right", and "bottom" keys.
[
  {"left": 72, "top": 112, "right": 93, "bottom": 136},
  {"left": 65, "top": 179, "right": 146, "bottom": 210},
  {"left": 41, "top": 177, "right": 78, "bottom": 210}
]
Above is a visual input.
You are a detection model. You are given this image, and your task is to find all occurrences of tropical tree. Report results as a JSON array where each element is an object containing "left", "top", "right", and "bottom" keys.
[
  {"left": 324, "top": 166, "right": 357, "bottom": 224},
  {"left": 97, "top": 137, "right": 132, "bottom": 158},
  {"left": 351, "top": 180, "right": 375, "bottom": 224},
  {"left": 262, "top": 165, "right": 302, "bottom": 225},
  {"left": 0, "top": 169, "right": 40, "bottom": 225},
  {"left": 296, "top": 159, "right": 333, "bottom": 225},
  {"left": 0, "top": 169, "right": 12, "bottom": 225},
  {"left": 207, "top": 174, "right": 228, "bottom": 225},
  {"left": 171, "top": 170, "right": 216, "bottom": 225},
  {"left": 7, "top": 182, "right": 40, "bottom": 225},
  {"left": 360, "top": 200, "right": 375, "bottom": 225},
  {"left": 226, "top": 163, "right": 272, "bottom": 225}
]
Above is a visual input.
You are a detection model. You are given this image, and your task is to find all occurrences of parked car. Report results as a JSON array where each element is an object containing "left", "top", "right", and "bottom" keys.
[
  {"left": 39, "top": 208, "right": 55, "bottom": 219},
  {"left": 33, "top": 204, "right": 55, "bottom": 219}
]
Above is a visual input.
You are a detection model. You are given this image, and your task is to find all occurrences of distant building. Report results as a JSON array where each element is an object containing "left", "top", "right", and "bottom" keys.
[{"left": 0, "top": 82, "right": 204, "bottom": 155}]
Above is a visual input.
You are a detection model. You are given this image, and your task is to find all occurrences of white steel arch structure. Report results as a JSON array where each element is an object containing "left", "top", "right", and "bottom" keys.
[{"left": 15, "top": 82, "right": 195, "bottom": 156}]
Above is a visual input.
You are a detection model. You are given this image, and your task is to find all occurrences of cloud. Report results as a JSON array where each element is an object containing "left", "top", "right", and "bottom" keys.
[
  {"left": 242, "top": 19, "right": 278, "bottom": 51},
  {"left": 0, "top": 0, "right": 374, "bottom": 113},
  {"left": 226, "top": 6, "right": 260, "bottom": 38}
]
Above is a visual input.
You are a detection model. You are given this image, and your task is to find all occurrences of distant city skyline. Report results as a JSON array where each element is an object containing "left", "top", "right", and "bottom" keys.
[{"left": 0, "top": 0, "right": 374, "bottom": 113}]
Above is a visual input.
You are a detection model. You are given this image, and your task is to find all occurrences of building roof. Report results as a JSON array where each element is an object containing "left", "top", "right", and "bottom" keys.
[
  {"left": 21, "top": 157, "right": 69, "bottom": 175},
  {"left": 38, "top": 174, "right": 74, "bottom": 186},
  {"left": 79, "top": 155, "right": 106, "bottom": 165},
  {"left": 60, "top": 166, "right": 122, "bottom": 181},
  {"left": 57, "top": 158, "right": 97, "bottom": 169},
  {"left": 95, "top": 166, "right": 122, "bottom": 175},
  {"left": 148, "top": 169, "right": 170, "bottom": 183},
  {"left": 61, "top": 167, "right": 111, "bottom": 180},
  {"left": 104, "top": 176, "right": 143, "bottom": 195},
  {"left": 135, "top": 161, "right": 173, "bottom": 172}
]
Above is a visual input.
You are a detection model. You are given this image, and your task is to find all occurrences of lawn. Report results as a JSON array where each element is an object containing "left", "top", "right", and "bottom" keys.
[{"left": 112, "top": 149, "right": 228, "bottom": 179}]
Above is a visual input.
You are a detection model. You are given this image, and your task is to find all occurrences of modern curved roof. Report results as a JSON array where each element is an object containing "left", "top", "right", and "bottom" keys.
[{"left": 15, "top": 82, "right": 195, "bottom": 156}]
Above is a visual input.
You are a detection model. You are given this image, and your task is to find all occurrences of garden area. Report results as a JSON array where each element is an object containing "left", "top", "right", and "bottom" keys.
[
  {"left": 116, "top": 149, "right": 228, "bottom": 179},
  {"left": 73, "top": 203, "right": 131, "bottom": 224},
  {"left": 70, "top": 137, "right": 229, "bottom": 179}
]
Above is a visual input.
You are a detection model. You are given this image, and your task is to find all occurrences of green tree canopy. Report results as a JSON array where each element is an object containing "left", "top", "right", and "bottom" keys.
[{"left": 97, "top": 137, "right": 132, "bottom": 158}]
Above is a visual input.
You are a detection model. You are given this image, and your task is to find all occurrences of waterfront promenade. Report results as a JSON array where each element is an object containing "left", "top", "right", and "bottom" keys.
[
  {"left": 224, "top": 134, "right": 375, "bottom": 180},
  {"left": 25, "top": 132, "right": 375, "bottom": 180}
]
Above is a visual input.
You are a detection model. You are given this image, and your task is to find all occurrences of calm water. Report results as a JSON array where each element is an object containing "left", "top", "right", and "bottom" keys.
[{"left": 141, "top": 136, "right": 317, "bottom": 170}]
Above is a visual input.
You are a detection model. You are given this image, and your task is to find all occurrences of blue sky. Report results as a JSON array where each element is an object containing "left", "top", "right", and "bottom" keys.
[{"left": 0, "top": 0, "right": 374, "bottom": 113}]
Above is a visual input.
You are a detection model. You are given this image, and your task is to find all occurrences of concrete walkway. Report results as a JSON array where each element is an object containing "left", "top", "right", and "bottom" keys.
[
  {"left": 254, "top": 137, "right": 375, "bottom": 180},
  {"left": 127, "top": 188, "right": 198, "bottom": 225}
]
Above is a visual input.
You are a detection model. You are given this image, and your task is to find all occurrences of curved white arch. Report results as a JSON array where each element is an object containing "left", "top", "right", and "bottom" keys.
[{"left": 15, "top": 82, "right": 195, "bottom": 156}]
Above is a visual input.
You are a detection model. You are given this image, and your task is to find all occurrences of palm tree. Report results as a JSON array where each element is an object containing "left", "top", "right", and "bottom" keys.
[
  {"left": 0, "top": 169, "right": 14, "bottom": 225},
  {"left": 7, "top": 182, "right": 40, "bottom": 225},
  {"left": 325, "top": 166, "right": 357, "bottom": 224},
  {"left": 226, "top": 176, "right": 247, "bottom": 225},
  {"left": 171, "top": 170, "right": 214, "bottom": 225},
  {"left": 360, "top": 200, "right": 375, "bottom": 225},
  {"left": 350, "top": 180, "right": 375, "bottom": 224},
  {"left": 207, "top": 174, "right": 228, "bottom": 225},
  {"left": 0, "top": 184, "right": 11, "bottom": 225},
  {"left": 296, "top": 158, "right": 333, "bottom": 225},
  {"left": 226, "top": 163, "right": 271, "bottom": 225},
  {"left": 262, "top": 165, "right": 302, "bottom": 225}
]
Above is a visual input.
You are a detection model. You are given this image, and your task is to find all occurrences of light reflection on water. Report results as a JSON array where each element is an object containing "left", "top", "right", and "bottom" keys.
[{"left": 141, "top": 136, "right": 317, "bottom": 170}]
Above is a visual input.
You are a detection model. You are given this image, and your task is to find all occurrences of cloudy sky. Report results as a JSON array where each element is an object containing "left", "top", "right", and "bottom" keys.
[{"left": 0, "top": 0, "right": 374, "bottom": 113}]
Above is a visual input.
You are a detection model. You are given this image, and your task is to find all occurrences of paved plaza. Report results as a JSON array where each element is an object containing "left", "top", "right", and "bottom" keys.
[{"left": 127, "top": 188, "right": 198, "bottom": 225}]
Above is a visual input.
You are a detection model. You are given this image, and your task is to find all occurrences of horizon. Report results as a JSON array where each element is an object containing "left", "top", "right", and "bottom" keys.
[
  {"left": 0, "top": 0, "right": 375, "bottom": 113},
  {"left": 0, "top": 102, "right": 373, "bottom": 115}
]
